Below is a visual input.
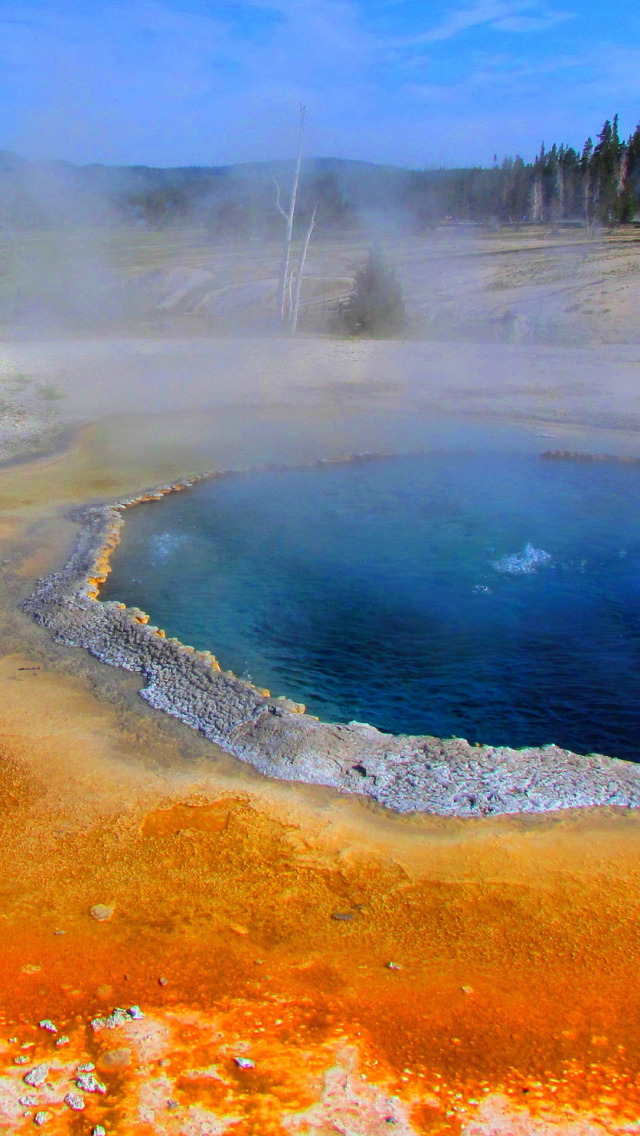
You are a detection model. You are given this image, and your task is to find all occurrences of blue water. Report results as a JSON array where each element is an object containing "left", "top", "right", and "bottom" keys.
[{"left": 101, "top": 450, "right": 640, "bottom": 760}]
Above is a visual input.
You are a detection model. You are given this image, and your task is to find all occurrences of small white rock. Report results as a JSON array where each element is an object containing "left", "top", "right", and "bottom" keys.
[
  {"left": 19, "top": 1095, "right": 37, "bottom": 1107},
  {"left": 103, "top": 1009, "right": 127, "bottom": 1028},
  {"left": 77, "top": 1063, "right": 95, "bottom": 1073},
  {"left": 234, "top": 1056, "right": 255, "bottom": 1069},
  {"left": 24, "top": 1066, "right": 48, "bottom": 1088},
  {"left": 64, "top": 1092, "right": 85, "bottom": 1111},
  {"left": 55, "top": 1035, "right": 70, "bottom": 1047},
  {"left": 76, "top": 1073, "right": 106, "bottom": 1095},
  {"left": 34, "top": 1112, "right": 52, "bottom": 1127},
  {"left": 90, "top": 904, "right": 114, "bottom": 922},
  {"left": 127, "top": 1005, "right": 144, "bottom": 1020},
  {"left": 38, "top": 1020, "right": 57, "bottom": 1033},
  {"left": 92, "top": 1128, "right": 107, "bottom": 1136}
]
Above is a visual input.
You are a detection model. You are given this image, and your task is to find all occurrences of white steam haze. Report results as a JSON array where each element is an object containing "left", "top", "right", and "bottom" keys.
[{"left": 0, "top": 1, "right": 638, "bottom": 387}]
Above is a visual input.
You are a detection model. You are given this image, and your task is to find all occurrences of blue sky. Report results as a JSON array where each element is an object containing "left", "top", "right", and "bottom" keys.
[{"left": 0, "top": 0, "right": 638, "bottom": 168}]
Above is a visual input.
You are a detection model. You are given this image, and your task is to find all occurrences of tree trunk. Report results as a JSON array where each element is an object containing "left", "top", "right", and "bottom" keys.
[
  {"left": 290, "top": 207, "right": 317, "bottom": 334},
  {"left": 532, "top": 177, "right": 543, "bottom": 223},
  {"left": 276, "top": 106, "right": 305, "bottom": 327}
]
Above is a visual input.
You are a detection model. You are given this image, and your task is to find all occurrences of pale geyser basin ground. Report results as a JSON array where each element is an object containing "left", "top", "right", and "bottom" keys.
[{"left": 3, "top": 336, "right": 640, "bottom": 1132}]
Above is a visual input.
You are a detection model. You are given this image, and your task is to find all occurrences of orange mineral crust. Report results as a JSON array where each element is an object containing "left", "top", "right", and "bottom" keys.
[
  {"left": 1, "top": 655, "right": 640, "bottom": 1133},
  {"left": 3, "top": 415, "right": 640, "bottom": 1133}
]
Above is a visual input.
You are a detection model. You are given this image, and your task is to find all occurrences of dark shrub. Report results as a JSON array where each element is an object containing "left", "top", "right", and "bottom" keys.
[{"left": 337, "top": 248, "right": 406, "bottom": 337}]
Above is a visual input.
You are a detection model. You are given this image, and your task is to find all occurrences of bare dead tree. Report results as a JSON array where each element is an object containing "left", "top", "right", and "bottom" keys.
[
  {"left": 531, "top": 176, "right": 544, "bottom": 223},
  {"left": 274, "top": 105, "right": 305, "bottom": 327},
  {"left": 585, "top": 168, "right": 598, "bottom": 234},
  {"left": 617, "top": 147, "right": 629, "bottom": 205},
  {"left": 290, "top": 206, "right": 317, "bottom": 334}
]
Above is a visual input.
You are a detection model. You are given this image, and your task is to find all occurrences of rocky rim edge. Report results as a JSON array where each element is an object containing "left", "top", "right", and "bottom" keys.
[{"left": 22, "top": 474, "right": 640, "bottom": 817}]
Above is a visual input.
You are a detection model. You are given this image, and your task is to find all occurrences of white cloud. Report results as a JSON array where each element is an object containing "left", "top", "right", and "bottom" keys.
[
  {"left": 391, "top": 0, "right": 572, "bottom": 45},
  {"left": 493, "top": 11, "right": 572, "bottom": 30}
]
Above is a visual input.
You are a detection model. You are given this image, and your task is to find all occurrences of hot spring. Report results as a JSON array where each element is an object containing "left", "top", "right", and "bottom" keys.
[{"left": 100, "top": 445, "right": 640, "bottom": 761}]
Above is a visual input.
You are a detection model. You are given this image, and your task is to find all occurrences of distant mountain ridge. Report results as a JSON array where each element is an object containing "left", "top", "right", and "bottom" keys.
[
  {"left": 1, "top": 112, "right": 639, "bottom": 231},
  {"left": 0, "top": 150, "right": 446, "bottom": 234}
]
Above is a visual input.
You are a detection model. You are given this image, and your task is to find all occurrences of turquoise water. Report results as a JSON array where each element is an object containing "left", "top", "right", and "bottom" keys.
[{"left": 101, "top": 450, "right": 640, "bottom": 759}]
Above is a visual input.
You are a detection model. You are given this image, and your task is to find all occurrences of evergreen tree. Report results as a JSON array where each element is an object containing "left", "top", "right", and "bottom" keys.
[
  {"left": 590, "top": 116, "right": 627, "bottom": 224},
  {"left": 337, "top": 249, "right": 406, "bottom": 338},
  {"left": 501, "top": 156, "right": 528, "bottom": 221},
  {"left": 559, "top": 146, "right": 581, "bottom": 218},
  {"left": 627, "top": 121, "right": 640, "bottom": 181}
]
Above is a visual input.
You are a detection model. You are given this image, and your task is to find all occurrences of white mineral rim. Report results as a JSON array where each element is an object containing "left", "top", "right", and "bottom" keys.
[{"left": 22, "top": 473, "right": 640, "bottom": 818}]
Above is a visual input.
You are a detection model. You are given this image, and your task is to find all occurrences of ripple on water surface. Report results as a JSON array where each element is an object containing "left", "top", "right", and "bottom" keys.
[{"left": 100, "top": 449, "right": 640, "bottom": 760}]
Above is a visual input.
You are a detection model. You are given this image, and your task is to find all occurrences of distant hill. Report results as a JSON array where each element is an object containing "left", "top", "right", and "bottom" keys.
[
  {"left": 0, "top": 150, "right": 450, "bottom": 234},
  {"left": 1, "top": 110, "right": 639, "bottom": 235}
]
